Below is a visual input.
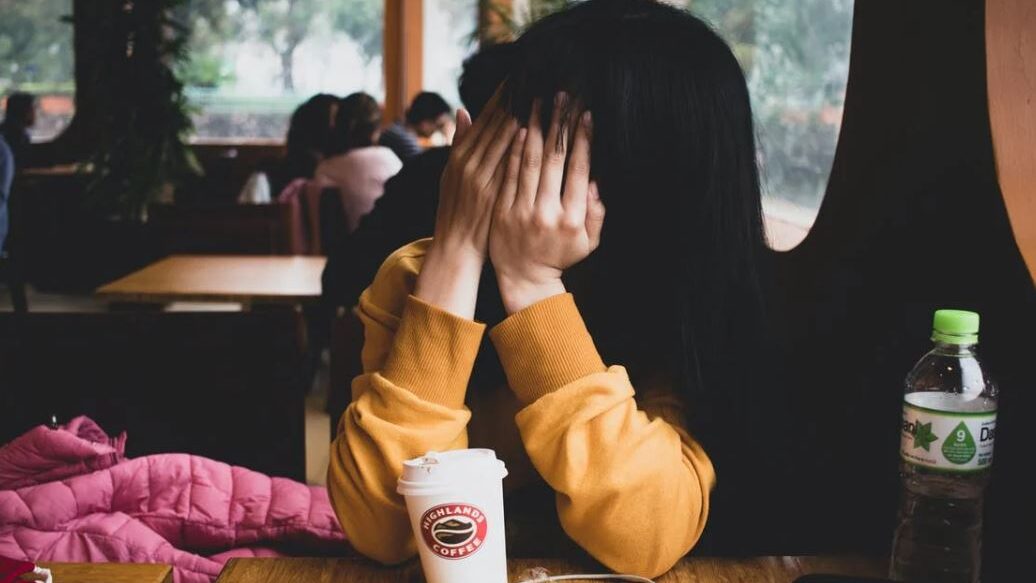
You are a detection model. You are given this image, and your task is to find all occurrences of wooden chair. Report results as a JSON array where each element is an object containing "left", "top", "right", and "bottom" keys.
[
  {"left": 0, "top": 310, "right": 308, "bottom": 479},
  {"left": 290, "top": 184, "right": 346, "bottom": 256},
  {"left": 318, "top": 187, "right": 349, "bottom": 255},
  {"left": 149, "top": 203, "right": 302, "bottom": 255}
]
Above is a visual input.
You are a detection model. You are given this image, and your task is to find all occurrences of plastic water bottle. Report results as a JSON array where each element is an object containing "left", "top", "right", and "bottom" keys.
[{"left": 890, "top": 310, "right": 998, "bottom": 583}]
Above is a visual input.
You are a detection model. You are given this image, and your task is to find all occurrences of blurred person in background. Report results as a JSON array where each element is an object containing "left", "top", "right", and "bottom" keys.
[
  {"left": 266, "top": 93, "right": 339, "bottom": 199},
  {"left": 378, "top": 91, "right": 453, "bottom": 161},
  {"left": 315, "top": 92, "right": 402, "bottom": 232},
  {"left": 321, "top": 42, "right": 514, "bottom": 313},
  {"left": 0, "top": 93, "right": 37, "bottom": 169}
]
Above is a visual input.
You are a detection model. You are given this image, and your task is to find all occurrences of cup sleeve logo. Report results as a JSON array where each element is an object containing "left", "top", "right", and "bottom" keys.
[{"left": 419, "top": 503, "right": 489, "bottom": 560}]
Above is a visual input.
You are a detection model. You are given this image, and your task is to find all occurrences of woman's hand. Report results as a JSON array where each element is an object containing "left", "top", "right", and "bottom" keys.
[
  {"left": 490, "top": 95, "right": 606, "bottom": 314},
  {"left": 414, "top": 96, "right": 519, "bottom": 319}
]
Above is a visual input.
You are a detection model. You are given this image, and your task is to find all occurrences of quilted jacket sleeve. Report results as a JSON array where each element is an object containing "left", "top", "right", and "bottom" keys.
[{"left": 0, "top": 454, "right": 344, "bottom": 552}]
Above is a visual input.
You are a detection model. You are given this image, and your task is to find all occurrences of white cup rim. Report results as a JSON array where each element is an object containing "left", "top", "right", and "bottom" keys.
[{"left": 397, "top": 449, "right": 508, "bottom": 497}]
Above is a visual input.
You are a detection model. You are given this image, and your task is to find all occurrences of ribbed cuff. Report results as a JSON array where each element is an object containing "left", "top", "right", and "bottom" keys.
[
  {"left": 382, "top": 295, "right": 485, "bottom": 409},
  {"left": 489, "top": 293, "right": 606, "bottom": 404}
]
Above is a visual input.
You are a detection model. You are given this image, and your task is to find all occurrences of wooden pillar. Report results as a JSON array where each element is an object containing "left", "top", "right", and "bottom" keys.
[
  {"left": 986, "top": 0, "right": 1036, "bottom": 281},
  {"left": 383, "top": 0, "right": 424, "bottom": 125}
]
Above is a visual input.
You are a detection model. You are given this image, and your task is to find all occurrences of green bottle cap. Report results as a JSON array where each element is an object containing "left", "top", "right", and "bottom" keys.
[{"left": 932, "top": 309, "right": 980, "bottom": 344}]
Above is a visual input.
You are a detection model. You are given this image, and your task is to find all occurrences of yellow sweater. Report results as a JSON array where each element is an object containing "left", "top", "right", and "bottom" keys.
[{"left": 327, "top": 239, "right": 715, "bottom": 578}]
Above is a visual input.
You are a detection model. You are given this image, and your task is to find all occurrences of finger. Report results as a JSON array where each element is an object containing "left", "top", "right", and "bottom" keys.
[
  {"left": 515, "top": 98, "right": 544, "bottom": 209},
  {"left": 495, "top": 127, "right": 527, "bottom": 212},
  {"left": 585, "top": 181, "right": 606, "bottom": 251},
  {"left": 475, "top": 84, "right": 505, "bottom": 125},
  {"left": 467, "top": 85, "right": 508, "bottom": 138},
  {"left": 452, "top": 85, "right": 505, "bottom": 158},
  {"left": 467, "top": 106, "right": 511, "bottom": 167},
  {"left": 474, "top": 116, "right": 519, "bottom": 175},
  {"left": 562, "top": 109, "right": 592, "bottom": 221},
  {"left": 451, "top": 108, "right": 472, "bottom": 146},
  {"left": 536, "top": 92, "right": 568, "bottom": 209},
  {"left": 484, "top": 116, "right": 520, "bottom": 167}
]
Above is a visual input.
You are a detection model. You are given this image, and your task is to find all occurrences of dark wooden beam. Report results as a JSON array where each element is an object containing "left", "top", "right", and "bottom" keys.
[{"left": 383, "top": 0, "right": 424, "bottom": 125}]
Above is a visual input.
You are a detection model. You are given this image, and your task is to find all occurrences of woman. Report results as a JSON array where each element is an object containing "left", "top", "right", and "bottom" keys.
[
  {"left": 328, "top": 0, "right": 777, "bottom": 576},
  {"left": 315, "top": 93, "right": 402, "bottom": 232},
  {"left": 0, "top": 92, "right": 37, "bottom": 169},
  {"left": 265, "top": 93, "right": 339, "bottom": 199}
]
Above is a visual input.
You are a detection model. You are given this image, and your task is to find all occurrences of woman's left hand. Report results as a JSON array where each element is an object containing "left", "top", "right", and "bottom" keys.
[{"left": 490, "top": 94, "right": 606, "bottom": 314}]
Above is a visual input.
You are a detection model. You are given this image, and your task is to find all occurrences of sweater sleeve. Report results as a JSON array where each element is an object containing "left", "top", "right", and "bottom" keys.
[
  {"left": 490, "top": 293, "right": 715, "bottom": 578},
  {"left": 326, "top": 239, "right": 484, "bottom": 564}
]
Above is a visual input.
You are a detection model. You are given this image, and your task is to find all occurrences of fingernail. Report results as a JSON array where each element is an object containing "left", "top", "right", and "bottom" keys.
[
  {"left": 517, "top": 128, "right": 528, "bottom": 141},
  {"left": 582, "top": 110, "right": 592, "bottom": 130},
  {"left": 555, "top": 92, "right": 568, "bottom": 107},
  {"left": 589, "top": 182, "right": 600, "bottom": 200}
]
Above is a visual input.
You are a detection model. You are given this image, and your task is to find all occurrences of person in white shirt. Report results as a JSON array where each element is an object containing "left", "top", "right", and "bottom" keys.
[{"left": 315, "top": 93, "right": 402, "bottom": 233}]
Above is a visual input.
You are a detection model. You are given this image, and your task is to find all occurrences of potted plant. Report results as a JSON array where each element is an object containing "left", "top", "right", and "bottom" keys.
[
  {"left": 480, "top": 0, "right": 576, "bottom": 42},
  {"left": 84, "top": 0, "right": 200, "bottom": 221}
]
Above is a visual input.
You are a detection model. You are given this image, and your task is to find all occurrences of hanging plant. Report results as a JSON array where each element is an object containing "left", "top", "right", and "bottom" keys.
[
  {"left": 480, "top": 0, "right": 577, "bottom": 41},
  {"left": 85, "top": 0, "right": 200, "bottom": 220}
]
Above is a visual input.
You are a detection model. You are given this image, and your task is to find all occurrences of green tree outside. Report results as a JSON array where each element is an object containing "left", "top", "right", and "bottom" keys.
[
  {"left": 0, "top": 0, "right": 74, "bottom": 91},
  {"left": 180, "top": 0, "right": 382, "bottom": 93},
  {"left": 0, "top": 0, "right": 75, "bottom": 140},
  {"left": 688, "top": 0, "right": 854, "bottom": 209}
]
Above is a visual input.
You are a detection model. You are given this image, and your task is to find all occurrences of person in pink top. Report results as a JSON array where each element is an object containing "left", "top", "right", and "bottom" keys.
[{"left": 315, "top": 93, "right": 403, "bottom": 232}]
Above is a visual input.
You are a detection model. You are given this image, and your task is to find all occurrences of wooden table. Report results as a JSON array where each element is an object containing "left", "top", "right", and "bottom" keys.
[
  {"left": 217, "top": 556, "right": 886, "bottom": 583},
  {"left": 18, "top": 164, "right": 87, "bottom": 178},
  {"left": 39, "top": 562, "right": 172, "bottom": 583},
  {"left": 95, "top": 255, "right": 326, "bottom": 305}
]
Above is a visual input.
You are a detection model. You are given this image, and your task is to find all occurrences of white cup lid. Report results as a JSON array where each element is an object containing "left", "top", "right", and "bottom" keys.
[{"left": 397, "top": 449, "right": 508, "bottom": 497}]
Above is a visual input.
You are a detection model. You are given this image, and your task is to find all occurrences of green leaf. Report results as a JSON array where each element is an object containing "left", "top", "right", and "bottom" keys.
[{"left": 912, "top": 421, "right": 938, "bottom": 452}]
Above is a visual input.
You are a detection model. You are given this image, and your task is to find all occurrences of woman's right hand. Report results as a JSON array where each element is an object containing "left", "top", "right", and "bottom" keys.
[{"left": 414, "top": 96, "right": 520, "bottom": 319}]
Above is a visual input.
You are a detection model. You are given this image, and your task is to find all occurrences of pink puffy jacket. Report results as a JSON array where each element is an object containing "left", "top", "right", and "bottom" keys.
[{"left": 0, "top": 417, "right": 346, "bottom": 583}]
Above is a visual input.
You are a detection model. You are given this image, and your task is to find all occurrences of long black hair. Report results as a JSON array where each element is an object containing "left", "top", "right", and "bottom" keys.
[
  {"left": 497, "top": 0, "right": 768, "bottom": 434},
  {"left": 332, "top": 92, "right": 383, "bottom": 154},
  {"left": 286, "top": 93, "right": 338, "bottom": 159},
  {"left": 269, "top": 93, "right": 338, "bottom": 196}
]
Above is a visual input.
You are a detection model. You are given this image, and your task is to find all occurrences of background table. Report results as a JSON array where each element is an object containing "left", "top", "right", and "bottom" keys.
[
  {"left": 18, "top": 164, "right": 86, "bottom": 178},
  {"left": 217, "top": 556, "right": 886, "bottom": 583},
  {"left": 95, "top": 255, "right": 326, "bottom": 305},
  {"left": 40, "top": 562, "right": 172, "bottom": 583}
]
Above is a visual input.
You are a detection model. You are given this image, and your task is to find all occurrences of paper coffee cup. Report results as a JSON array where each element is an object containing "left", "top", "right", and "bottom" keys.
[{"left": 397, "top": 449, "right": 508, "bottom": 583}]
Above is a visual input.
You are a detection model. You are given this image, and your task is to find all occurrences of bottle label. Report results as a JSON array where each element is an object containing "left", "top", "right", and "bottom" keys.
[{"left": 900, "top": 396, "right": 996, "bottom": 471}]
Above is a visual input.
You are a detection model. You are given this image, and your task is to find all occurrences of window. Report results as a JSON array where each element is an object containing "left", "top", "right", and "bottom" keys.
[
  {"left": 180, "top": 0, "right": 384, "bottom": 141},
  {"left": 423, "top": 0, "right": 478, "bottom": 112},
  {"left": 0, "top": 0, "right": 75, "bottom": 143},
  {"left": 685, "top": 0, "right": 855, "bottom": 250}
]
